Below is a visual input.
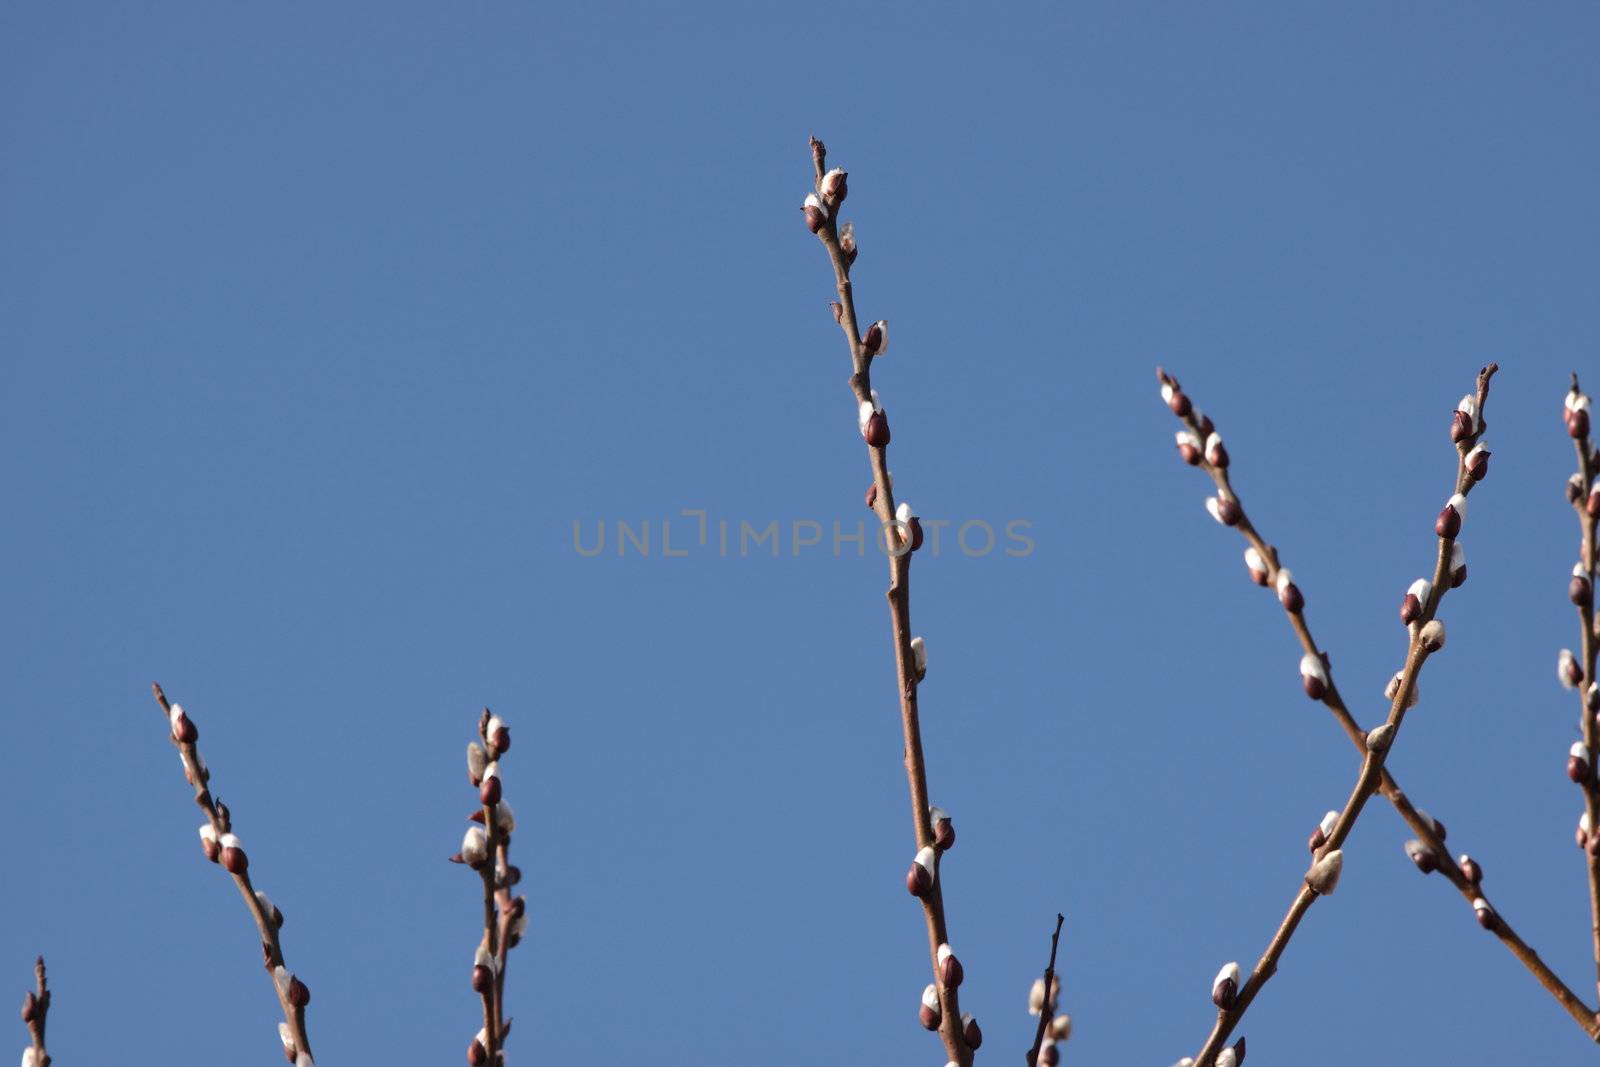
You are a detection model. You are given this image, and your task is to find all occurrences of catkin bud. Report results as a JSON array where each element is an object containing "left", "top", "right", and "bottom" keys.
[
  {"left": 255, "top": 890, "right": 284, "bottom": 929},
  {"left": 862, "top": 319, "right": 889, "bottom": 357},
  {"left": 1160, "top": 380, "right": 1191, "bottom": 418},
  {"left": 961, "top": 1012, "right": 982, "bottom": 1049},
  {"left": 1300, "top": 652, "right": 1329, "bottom": 700},
  {"left": 1206, "top": 493, "right": 1242, "bottom": 526},
  {"left": 1560, "top": 648, "right": 1584, "bottom": 689},
  {"left": 199, "top": 823, "right": 220, "bottom": 862},
  {"left": 1405, "top": 838, "right": 1439, "bottom": 874},
  {"left": 1435, "top": 493, "right": 1467, "bottom": 539},
  {"left": 1458, "top": 853, "right": 1482, "bottom": 885},
  {"left": 1464, "top": 445, "right": 1490, "bottom": 481},
  {"left": 1448, "top": 542, "right": 1466, "bottom": 587},
  {"left": 1400, "top": 578, "right": 1431, "bottom": 626},
  {"left": 485, "top": 714, "right": 511, "bottom": 754},
  {"left": 1204, "top": 432, "right": 1229, "bottom": 468},
  {"left": 461, "top": 826, "right": 489, "bottom": 869},
  {"left": 1473, "top": 897, "right": 1496, "bottom": 929},
  {"left": 1175, "top": 430, "right": 1202, "bottom": 465},
  {"left": 820, "top": 167, "right": 848, "bottom": 204},
  {"left": 1305, "top": 849, "right": 1343, "bottom": 895},
  {"left": 1570, "top": 741, "right": 1592, "bottom": 783},
  {"left": 1243, "top": 546, "right": 1268, "bottom": 586},
  {"left": 930, "top": 805, "right": 955, "bottom": 851},
  {"left": 1572, "top": 564, "right": 1592, "bottom": 606},
  {"left": 219, "top": 833, "right": 248, "bottom": 875},
  {"left": 169, "top": 703, "right": 198, "bottom": 744},
  {"left": 467, "top": 742, "right": 488, "bottom": 785},
  {"left": 802, "top": 192, "right": 827, "bottom": 233},
  {"left": 1418, "top": 619, "right": 1446, "bottom": 653},
  {"left": 1275, "top": 569, "right": 1303, "bottom": 613},
  {"left": 936, "top": 942, "right": 963, "bottom": 989},
  {"left": 907, "top": 845, "right": 936, "bottom": 897},
  {"left": 1212, "top": 961, "right": 1240, "bottom": 1009},
  {"left": 919, "top": 983, "right": 941, "bottom": 1030}
]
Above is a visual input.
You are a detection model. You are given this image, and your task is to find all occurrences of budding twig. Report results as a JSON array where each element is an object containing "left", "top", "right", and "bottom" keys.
[
  {"left": 149, "top": 683, "right": 315, "bottom": 1066},
  {"left": 19, "top": 956, "right": 49, "bottom": 1067},
  {"left": 1165, "top": 367, "right": 1598, "bottom": 1054},
  {"left": 455, "top": 710, "right": 524, "bottom": 1067},
  {"left": 1563, "top": 373, "right": 1600, "bottom": 1007},
  {"left": 804, "top": 137, "right": 971, "bottom": 1066},
  {"left": 1025, "top": 915, "right": 1066, "bottom": 1067}
]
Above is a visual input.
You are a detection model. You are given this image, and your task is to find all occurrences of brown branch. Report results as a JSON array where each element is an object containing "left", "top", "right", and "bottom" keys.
[
  {"left": 1162, "top": 367, "right": 1598, "bottom": 1045},
  {"left": 1025, "top": 915, "right": 1066, "bottom": 1067},
  {"left": 149, "top": 683, "right": 315, "bottom": 1066},
  {"left": 1563, "top": 374, "right": 1600, "bottom": 1006},
  {"left": 457, "top": 710, "right": 525, "bottom": 1067},
  {"left": 20, "top": 956, "right": 50, "bottom": 1067},
  {"left": 804, "top": 137, "right": 973, "bottom": 1066},
  {"left": 1164, "top": 367, "right": 1594, "bottom": 1058},
  {"left": 1162, "top": 369, "right": 1599, "bottom": 1044}
]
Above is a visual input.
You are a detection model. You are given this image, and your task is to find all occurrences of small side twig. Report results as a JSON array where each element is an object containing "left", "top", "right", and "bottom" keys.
[
  {"left": 1561, "top": 374, "right": 1600, "bottom": 1008},
  {"left": 20, "top": 955, "right": 50, "bottom": 1067},
  {"left": 150, "top": 682, "right": 315, "bottom": 1066},
  {"left": 453, "top": 709, "right": 526, "bottom": 1067},
  {"left": 1024, "top": 915, "right": 1068, "bottom": 1067},
  {"left": 1161, "top": 368, "right": 1600, "bottom": 1045},
  {"left": 802, "top": 138, "right": 975, "bottom": 1065}
]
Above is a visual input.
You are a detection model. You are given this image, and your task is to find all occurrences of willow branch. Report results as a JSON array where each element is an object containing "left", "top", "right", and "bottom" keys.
[
  {"left": 804, "top": 137, "right": 973, "bottom": 1066},
  {"left": 149, "top": 683, "right": 315, "bottom": 1066},
  {"left": 1161, "top": 369, "right": 1598, "bottom": 1045},
  {"left": 1562, "top": 374, "right": 1600, "bottom": 1006},
  {"left": 20, "top": 956, "right": 50, "bottom": 1067},
  {"left": 454, "top": 710, "right": 525, "bottom": 1067},
  {"left": 1025, "top": 916, "right": 1066, "bottom": 1067}
]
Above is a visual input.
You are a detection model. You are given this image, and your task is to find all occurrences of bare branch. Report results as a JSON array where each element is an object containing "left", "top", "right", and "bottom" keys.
[
  {"left": 803, "top": 137, "right": 974, "bottom": 1065},
  {"left": 150, "top": 682, "right": 315, "bottom": 1066},
  {"left": 1562, "top": 374, "right": 1600, "bottom": 1005},
  {"left": 1162, "top": 368, "right": 1598, "bottom": 1044},
  {"left": 456, "top": 710, "right": 526, "bottom": 1067},
  {"left": 1025, "top": 915, "right": 1066, "bottom": 1067}
]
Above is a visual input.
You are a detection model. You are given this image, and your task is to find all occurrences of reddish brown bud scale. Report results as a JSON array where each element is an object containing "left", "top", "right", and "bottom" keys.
[
  {"left": 906, "top": 864, "right": 932, "bottom": 897},
  {"left": 830, "top": 301, "right": 844, "bottom": 323},
  {"left": 962, "top": 1013, "right": 983, "bottom": 1049},
  {"left": 1216, "top": 497, "right": 1241, "bottom": 525},
  {"left": 1307, "top": 827, "right": 1327, "bottom": 853},
  {"left": 1038, "top": 1043, "right": 1060, "bottom": 1066},
  {"left": 1213, "top": 976, "right": 1238, "bottom": 1010},
  {"left": 918, "top": 1003, "right": 939, "bottom": 1030},
  {"left": 1278, "top": 582, "right": 1303, "bottom": 614},
  {"left": 1436, "top": 504, "right": 1461, "bottom": 539},
  {"left": 1196, "top": 412, "right": 1215, "bottom": 437},
  {"left": 865, "top": 483, "right": 877, "bottom": 509},
  {"left": 907, "top": 517, "right": 925, "bottom": 552},
  {"left": 1572, "top": 409, "right": 1590, "bottom": 439},
  {"left": 1405, "top": 839, "right": 1439, "bottom": 874},
  {"left": 287, "top": 975, "right": 311, "bottom": 1007},
  {"left": 479, "top": 776, "right": 501, "bottom": 806},
  {"left": 1167, "top": 391, "right": 1191, "bottom": 417},
  {"left": 1474, "top": 900, "right": 1497, "bottom": 930},
  {"left": 21, "top": 991, "right": 37, "bottom": 1023},
  {"left": 1572, "top": 576, "right": 1592, "bottom": 606},
  {"left": 1458, "top": 856, "right": 1482, "bottom": 884},
  {"left": 221, "top": 846, "right": 249, "bottom": 875},
  {"left": 1449, "top": 410, "right": 1473, "bottom": 442},
  {"left": 862, "top": 320, "right": 887, "bottom": 357},
  {"left": 1464, "top": 449, "right": 1490, "bottom": 481},
  {"left": 864, "top": 411, "right": 891, "bottom": 448},
  {"left": 933, "top": 817, "right": 955, "bottom": 851},
  {"left": 1302, "top": 674, "right": 1327, "bottom": 700},
  {"left": 1399, "top": 594, "right": 1422, "bottom": 625},
  {"left": 472, "top": 964, "right": 494, "bottom": 993},
  {"left": 201, "top": 837, "right": 221, "bottom": 863},
  {"left": 1177, "top": 441, "right": 1201, "bottom": 465},
  {"left": 937, "top": 945, "right": 963, "bottom": 989},
  {"left": 489, "top": 725, "right": 510, "bottom": 753},
  {"left": 468, "top": 1038, "right": 488, "bottom": 1066},
  {"left": 803, "top": 205, "right": 826, "bottom": 233},
  {"left": 1569, "top": 474, "right": 1586, "bottom": 504}
]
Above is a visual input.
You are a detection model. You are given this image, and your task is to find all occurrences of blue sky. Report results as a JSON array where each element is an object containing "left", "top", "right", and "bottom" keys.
[{"left": 3, "top": 3, "right": 1598, "bottom": 1064}]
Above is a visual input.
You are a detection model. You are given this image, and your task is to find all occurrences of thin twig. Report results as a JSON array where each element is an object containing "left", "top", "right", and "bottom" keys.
[
  {"left": 1563, "top": 373, "right": 1600, "bottom": 1006},
  {"left": 1025, "top": 915, "right": 1065, "bottom": 1067},
  {"left": 455, "top": 709, "right": 526, "bottom": 1067},
  {"left": 20, "top": 956, "right": 50, "bottom": 1067},
  {"left": 150, "top": 682, "right": 315, "bottom": 1066},
  {"left": 1161, "top": 368, "right": 1599, "bottom": 1045},
  {"left": 804, "top": 137, "right": 973, "bottom": 1066}
]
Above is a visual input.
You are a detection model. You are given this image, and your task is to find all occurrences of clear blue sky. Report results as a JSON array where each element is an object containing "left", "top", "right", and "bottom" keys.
[{"left": 3, "top": 3, "right": 1598, "bottom": 1064}]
